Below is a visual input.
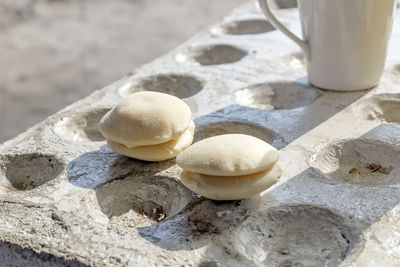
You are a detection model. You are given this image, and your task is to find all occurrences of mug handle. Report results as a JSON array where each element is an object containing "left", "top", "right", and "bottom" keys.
[{"left": 258, "top": 0, "right": 310, "bottom": 60}]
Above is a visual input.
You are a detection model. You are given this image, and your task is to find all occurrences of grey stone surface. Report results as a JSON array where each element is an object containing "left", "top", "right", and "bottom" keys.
[{"left": 1, "top": 0, "right": 400, "bottom": 266}]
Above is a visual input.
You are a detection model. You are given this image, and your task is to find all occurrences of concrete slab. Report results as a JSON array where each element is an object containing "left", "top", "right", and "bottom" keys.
[{"left": 1, "top": 0, "right": 400, "bottom": 266}]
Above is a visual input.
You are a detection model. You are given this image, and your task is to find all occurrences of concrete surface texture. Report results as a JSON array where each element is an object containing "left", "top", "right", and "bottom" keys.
[
  {"left": 1, "top": 0, "right": 400, "bottom": 266},
  {"left": 0, "top": 0, "right": 245, "bottom": 143}
]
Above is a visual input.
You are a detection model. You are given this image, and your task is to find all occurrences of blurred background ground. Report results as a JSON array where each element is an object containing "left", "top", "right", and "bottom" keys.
[{"left": 0, "top": 0, "right": 245, "bottom": 142}]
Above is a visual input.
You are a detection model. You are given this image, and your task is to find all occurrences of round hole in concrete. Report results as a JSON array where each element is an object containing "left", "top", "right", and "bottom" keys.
[
  {"left": 359, "top": 94, "right": 400, "bottom": 123},
  {"left": 119, "top": 74, "right": 204, "bottom": 98},
  {"left": 194, "top": 121, "right": 275, "bottom": 144},
  {"left": 191, "top": 45, "right": 247, "bottom": 66},
  {"left": 95, "top": 174, "right": 192, "bottom": 228},
  {"left": 274, "top": 0, "right": 298, "bottom": 9},
  {"left": 235, "top": 82, "right": 319, "bottom": 110},
  {"left": 53, "top": 108, "right": 111, "bottom": 142},
  {"left": 1, "top": 153, "right": 64, "bottom": 191},
  {"left": 223, "top": 19, "right": 275, "bottom": 35},
  {"left": 219, "top": 205, "right": 356, "bottom": 266},
  {"left": 312, "top": 139, "right": 400, "bottom": 186}
]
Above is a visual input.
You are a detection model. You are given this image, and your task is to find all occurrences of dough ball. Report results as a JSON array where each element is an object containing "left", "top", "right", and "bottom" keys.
[
  {"left": 107, "top": 121, "right": 195, "bottom": 161},
  {"left": 99, "top": 91, "right": 192, "bottom": 148},
  {"left": 176, "top": 134, "right": 279, "bottom": 176},
  {"left": 180, "top": 164, "right": 281, "bottom": 200}
]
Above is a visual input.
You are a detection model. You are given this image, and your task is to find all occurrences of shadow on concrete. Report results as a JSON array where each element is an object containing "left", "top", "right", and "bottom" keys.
[
  {"left": 0, "top": 241, "right": 89, "bottom": 267},
  {"left": 193, "top": 79, "right": 369, "bottom": 150},
  {"left": 66, "top": 145, "right": 175, "bottom": 189}
]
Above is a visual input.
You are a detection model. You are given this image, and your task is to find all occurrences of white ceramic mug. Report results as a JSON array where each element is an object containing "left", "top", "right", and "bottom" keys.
[{"left": 258, "top": 0, "right": 396, "bottom": 91}]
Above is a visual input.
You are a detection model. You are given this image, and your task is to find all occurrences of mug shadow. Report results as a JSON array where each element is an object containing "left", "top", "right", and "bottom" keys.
[
  {"left": 198, "top": 78, "right": 369, "bottom": 148},
  {"left": 286, "top": 77, "right": 370, "bottom": 143}
]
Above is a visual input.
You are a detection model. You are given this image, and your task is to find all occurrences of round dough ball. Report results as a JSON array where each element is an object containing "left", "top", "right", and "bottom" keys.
[
  {"left": 99, "top": 91, "right": 192, "bottom": 148},
  {"left": 107, "top": 121, "right": 195, "bottom": 161},
  {"left": 180, "top": 163, "right": 281, "bottom": 200},
  {"left": 176, "top": 134, "right": 279, "bottom": 176}
]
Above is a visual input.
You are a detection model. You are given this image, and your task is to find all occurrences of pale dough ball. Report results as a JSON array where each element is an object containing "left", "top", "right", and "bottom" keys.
[
  {"left": 99, "top": 91, "right": 192, "bottom": 148},
  {"left": 180, "top": 164, "right": 281, "bottom": 200},
  {"left": 107, "top": 121, "right": 195, "bottom": 161},
  {"left": 176, "top": 134, "right": 279, "bottom": 176}
]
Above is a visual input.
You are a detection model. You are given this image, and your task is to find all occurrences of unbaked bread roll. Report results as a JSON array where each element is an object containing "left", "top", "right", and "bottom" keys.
[
  {"left": 98, "top": 91, "right": 195, "bottom": 161},
  {"left": 180, "top": 164, "right": 281, "bottom": 200},
  {"left": 176, "top": 134, "right": 281, "bottom": 200},
  {"left": 176, "top": 134, "right": 278, "bottom": 176},
  {"left": 99, "top": 91, "right": 192, "bottom": 148},
  {"left": 107, "top": 121, "right": 195, "bottom": 161}
]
